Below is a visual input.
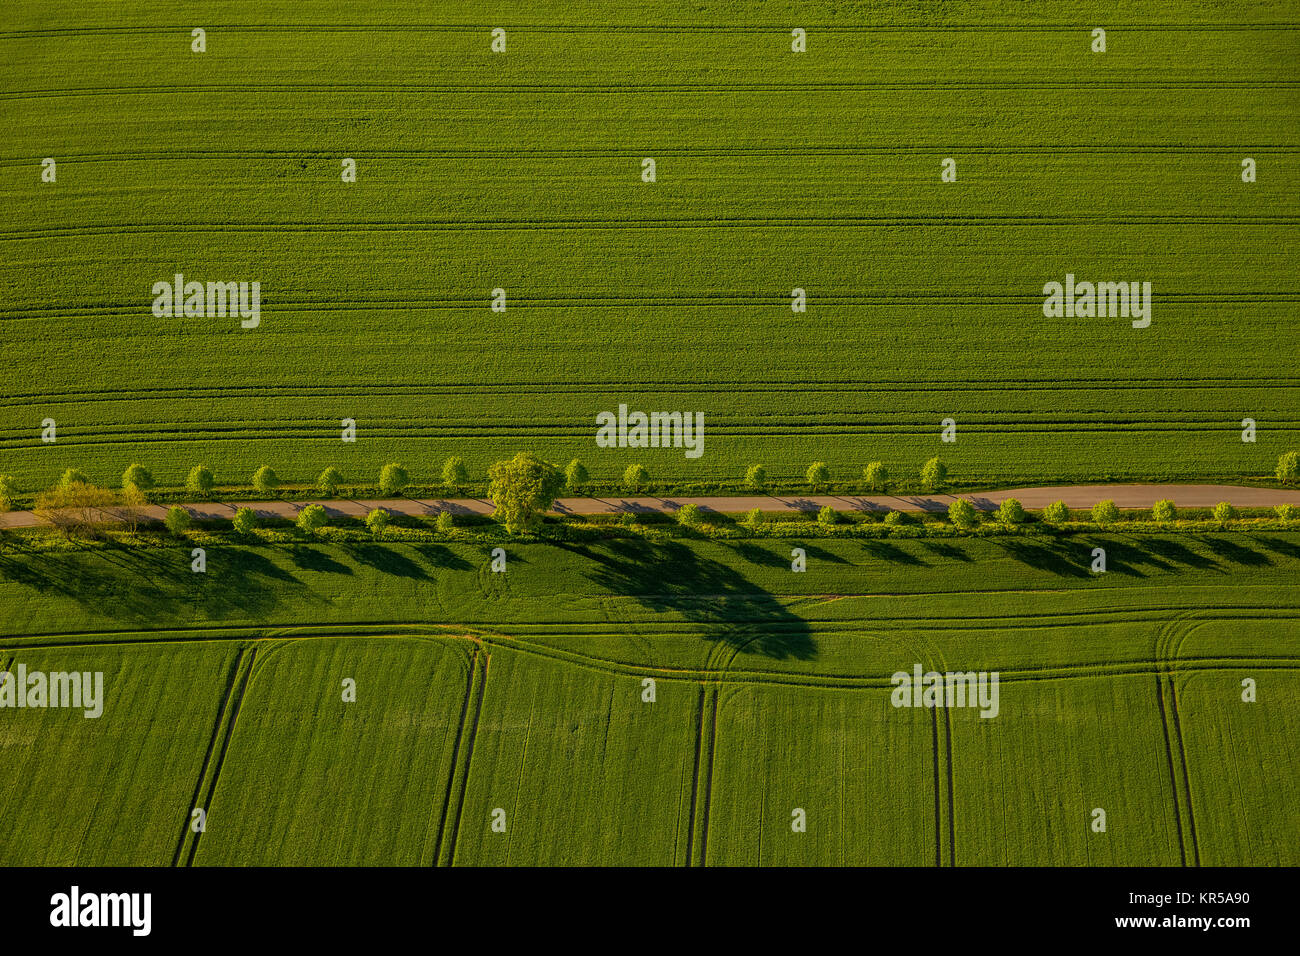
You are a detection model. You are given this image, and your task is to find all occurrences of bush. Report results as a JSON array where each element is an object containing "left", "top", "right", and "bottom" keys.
[
  {"left": 1152, "top": 499, "right": 1177, "bottom": 523},
  {"left": 1277, "top": 450, "right": 1300, "bottom": 484},
  {"left": 805, "top": 461, "right": 830, "bottom": 489},
  {"left": 436, "top": 511, "right": 455, "bottom": 533},
  {"left": 744, "top": 507, "right": 765, "bottom": 528},
  {"left": 186, "top": 465, "right": 215, "bottom": 497},
  {"left": 0, "top": 474, "right": 17, "bottom": 513},
  {"left": 998, "top": 498, "right": 1026, "bottom": 526},
  {"left": 1043, "top": 501, "right": 1070, "bottom": 524},
  {"left": 884, "top": 510, "right": 906, "bottom": 526},
  {"left": 1276, "top": 503, "right": 1298, "bottom": 522},
  {"left": 676, "top": 503, "right": 702, "bottom": 528},
  {"left": 948, "top": 498, "right": 977, "bottom": 530},
  {"left": 232, "top": 507, "right": 257, "bottom": 535},
  {"left": 817, "top": 505, "right": 839, "bottom": 526},
  {"left": 1091, "top": 499, "right": 1120, "bottom": 527},
  {"left": 442, "top": 456, "right": 469, "bottom": 489},
  {"left": 164, "top": 505, "right": 192, "bottom": 536},
  {"left": 365, "top": 507, "right": 391, "bottom": 536},
  {"left": 745, "top": 463, "right": 767, "bottom": 491},
  {"left": 379, "top": 462, "right": 409, "bottom": 496},
  {"left": 252, "top": 465, "right": 279, "bottom": 494},
  {"left": 1212, "top": 501, "right": 1237, "bottom": 524},
  {"left": 920, "top": 457, "right": 947, "bottom": 492},
  {"left": 863, "top": 461, "right": 888, "bottom": 492},
  {"left": 122, "top": 464, "right": 154, "bottom": 491},
  {"left": 317, "top": 466, "right": 343, "bottom": 497},
  {"left": 297, "top": 504, "right": 328, "bottom": 534},
  {"left": 623, "top": 464, "right": 649, "bottom": 493},
  {"left": 60, "top": 468, "right": 89, "bottom": 489},
  {"left": 565, "top": 459, "right": 589, "bottom": 493}
]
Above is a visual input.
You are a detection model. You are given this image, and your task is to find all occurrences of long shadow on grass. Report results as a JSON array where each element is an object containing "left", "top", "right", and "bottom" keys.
[{"left": 562, "top": 538, "right": 816, "bottom": 661}]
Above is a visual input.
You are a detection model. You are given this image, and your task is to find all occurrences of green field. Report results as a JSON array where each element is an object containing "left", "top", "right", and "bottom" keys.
[
  {"left": 1, "top": 531, "right": 1296, "bottom": 865},
  {"left": 2, "top": 1, "right": 1298, "bottom": 490}
]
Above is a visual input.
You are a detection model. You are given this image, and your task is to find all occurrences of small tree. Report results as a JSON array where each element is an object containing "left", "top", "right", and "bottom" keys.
[
  {"left": 805, "top": 461, "right": 830, "bottom": 490},
  {"left": 1091, "top": 499, "right": 1120, "bottom": 527},
  {"left": 948, "top": 498, "right": 977, "bottom": 530},
  {"left": 187, "top": 465, "right": 215, "bottom": 497},
  {"left": 252, "top": 465, "right": 279, "bottom": 494},
  {"left": 998, "top": 498, "right": 1026, "bottom": 527},
  {"left": 863, "top": 461, "right": 888, "bottom": 492},
  {"left": 565, "top": 459, "right": 589, "bottom": 493},
  {"left": 34, "top": 481, "right": 116, "bottom": 538},
  {"left": 60, "top": 468, "right": 89, "bottom": 489},
  {"left": 297, "top": 503, "right": 328, "bottom": 535},
  {"left": 745, "top": 507, "right": 765, "bottom": 529},
  {"left": 1043, "top": 501, "right": 1070, "bottom": 525},
  {"left": 920, "top": 457, "right": 947, "bottom": 493},
  {"left": 117, "top": 484, "right": 149, "bottom": 534},
  {"left": 317, "top": 466, "right": 343, "bottom": 497},
  {"left": 365, "top": 507, "right": 391, "bottom": 537},
  {"left": 0, "top": 474, "right": 17, "bottom": 513},
  {"left": 232, "top": 506, "right": 257, "bottom": 536},
  {"left": 1152, "top": 499, "right": 1176, "bottom": 524},
  {"left": 676, "top": 503, "right": 702, "bottom": 529},
  {"left": 122, "top": 464, "right": 155, "bottom": 492},
  {"left": 1277, "top": 450, "right": 1300, "bottom": 485},
  {"left": 745, "top": 464, "right": 767, "bottom": 491},
  {"left": 442, "top": 456, "right": 469, "bottom": 491},
  {"left": 436, "top": 511, "right": 456, "bottom": 534},
  {"left": 488, "top": 453, "right": 565, "bottom": 534},
  {"left": 164, "top": 505, "right": 192, "bottom": 536},
  {"left": 884, "top": 510, "right": 906, "bottom": 526},
  {"left": 379, "top": 463, "right": 409, "bottom": 496},
  {"left": 1212, "top": 501, "right": 1237, "bottom": 525},
  {"left": 817, "top": 505, "right": 839, "bottom": 527},
  {"left": 1275, "top": 503, "right": 1298, "bottom": 522},
  {"left": 623, "top": 464, "right": 649, "bottom": 493}
]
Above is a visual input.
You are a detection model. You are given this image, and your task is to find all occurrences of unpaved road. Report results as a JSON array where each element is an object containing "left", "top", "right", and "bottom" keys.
[{"left": 2, "top": 484, "right": 1297, "bottom": 529}]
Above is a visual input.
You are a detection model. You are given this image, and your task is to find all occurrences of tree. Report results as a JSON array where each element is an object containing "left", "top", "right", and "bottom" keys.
[
  {"left": 365, "top": 507, "right": 391, "bottom": 537},
  {"left": 34, "top": 480, "right": 117, "bottom": 538},
  {"left": 948, "top": 498, "right": 977, "bottom": 530},
  {"left": 1043, "top": 501, "right": 1070, "bottom": 524},
  {"left": 164, "top": 505, "right": 192, "bottom": 536},
  {"left": 1276, "top": 504, "right": 1298, "bottom": 522},
  {"left": 805, "top": 461, "right": 830, "bottom": 490},
  {"left": 623, "top": 464, "right": 649, "bottom": 493},
  {"left": 884, "top": 510, "right": 906, "bottom": 526},
  {"left": 187, "top": 465, "right": 215, "bottom": 497},
  {"left": 1091, "top": 499, "right": 1120, "bottom": 527},
  {"left": 745, "top": 464, "right": 767, "bottom": 491},
  {"left": 122, "top": 463, "right": 155, "bottom": 491},
  {"left": 436, "top": 511, "right": 456, "bottom": 533},
  {"left": 117, "top": 484, "right": 150, "bottom": 534},
  {"left": 1278, "top": 451, "right": 1300, "bottom": 485},
  {"left": 998, "top": 498, "right": 1026, "bottom": 527},
  {"left": 442, "top": 456, "right": 469, "bottom": 490},
  {"left": 745, "top": 507, "right": 765, "bottom": 529},
  {"left": 565, "top": 459, "right": 589, "bottom": 493},
  {"left": 0, "top": 474, "right": 17, "bottom": 513},
  {"left": 488, "top": 452, "right": 565, "bottom": 534},
  {"left": 379, "top": 462, "right": 409, "bottom": 496},
  {"left": 920, "top": 457, "right": 947, "bottom": 493},
  {"left": 1213, "top": 501, "right": 1237, "bottom": 525},
  {"left": 316, "top": 466, "right": 343, "bottom": 497},
  {"left": 1152, "top": 499, "right": 1176, "bottom": 524},
  {"left": 817, "top": 505, "right": 839, "bottom": 526},
  {"left": 252, "top": 465, "right": 280, "bottom": 494},
  {"left": 863, "top": 461, "right": 888, "bottom": 492},
  {"left": 232, "top": 507, "right": 257, "bottom": 535},
  {"left": 297, "top": 503, "right": 328, "bottom": 535},
  {"left": 59, "top": 468, "right": 89, "bottom": 489},
  {"left": 676, "top": 503, "right": 702, "bottom": 528}
]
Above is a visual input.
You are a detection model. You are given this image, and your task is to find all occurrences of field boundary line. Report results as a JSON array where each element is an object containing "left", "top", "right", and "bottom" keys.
[{"left": 440, "top": 650, "right": 488, "bottom": 867}]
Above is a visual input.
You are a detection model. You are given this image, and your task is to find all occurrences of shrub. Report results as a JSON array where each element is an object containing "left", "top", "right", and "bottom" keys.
[
  {"left": 948, "top": 498, "right": 977, "bottom": 530},
  {"left": 297, "top": 504, "right": 328, "bottom": 534},
  {"left": 884, "top": 510, "right": 906, "bottom": 526},
  {"left": 33, "top": 481, "right": 116, "bottom": 538},
  {"left": 863, "top": 461, "right": 888, "bottom": 492},
  {"left": 317, "top": 466, "right": 343, "bottom": 497},
  {"left": 436, "top": 511, "right": 455, "bottom": 533},
  {"left": 676, "top": 503, "right": 702, "bottom": 528},
  {"left": 379, "top": 462, "right": 409, "bottom": 495},
  {"left": 232, "top": 507, "right": 257, "bottom": 535},
  {"left": 252, "top": 465, "right": 280, "bottom": 494},
  {"left": 1152, "top": 499, "right": 1177, "bottom": 524},
  {"left": 122, "top": 464, "right": 155, "bottom": 491},
  {"left": 744, "top": 507, "right": 765, "bottom": 528},
  {"left": 1277, "top": 450, "right": 1300, "bottom": 484},
  {"left": 164, "top": 505, "right": 192, "bottom": 536},
  {"left": 1091, "top": 499, "right": 1120, "bottom": 527},
  {"left": 805, "top": 461, "right": 829, "bottom": 489},
  {"left": 998, "top": 498, "right": 1026, "bottom": 526},
  {"left": 365, "top": 507, "right": 391, "bottom": 536},
  {"left": 186, "top": 465, "right": 215, "bottom": 497},
  {"left": 1275, "top": 503, "right": 1298, "bottom": 522},
  {"left": 565, "top": 459, "right": 589, "bottom": 492},
  {"left": 623, "top": 464, "right": 649, "bottom": 493},
  {"left": 442, "top": 456, "right": 469, "bottom": 489},
  {"left": 1043, "top": 501, "right": 1070, "bottom": 524},
  {"left": 1212, "top": 501, "right": 1237, "bottom": 524},
  {"left": 817, "top": 505, "right": 839, "bottom": 526},
  {"left": 60, "top": 468, "right": 89, "bottom": 489},
  {"left": 920, "top": 457, "right": 947, "bottom": 492},
  {"left": 745, "top": 463, "right": 767, "bottom": 491},
  {"left": 0, "top": 474, "right": 17, "bottom": 512}
]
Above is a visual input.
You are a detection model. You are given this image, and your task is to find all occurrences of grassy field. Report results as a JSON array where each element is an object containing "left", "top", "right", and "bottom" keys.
[
  {"left": 2, "top": 1, "right": 1298, "bottom": 490},
  {"left": 0, "top": 531, "right": 1295, "bottom": 865}
]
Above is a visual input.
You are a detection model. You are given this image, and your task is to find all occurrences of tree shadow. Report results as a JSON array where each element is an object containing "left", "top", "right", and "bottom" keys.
[
  {"left": 993, "top": 538, "right": 1092, "bottom": 578},
  {"left": 1255, "top": 536, "right": 1300, "bottom": 561},
  {"left": 286, "top": 545, "right": 353, "bottom": 575},
  {"left": 1195, "top": 535, "right": 1271, "bottom": 568},
  {"left": 723, "top": 541, "right": 790, "bottom": 568},
  {"left": 861, "top": 539, "right": 928, "bottom": 566},
  {"left": 342, "top": 543, "right": 430, "bottom": 580},
  {"left": 919, "top": 541, "right": 974, "bottom": 562},
  {"left": 411, "top": 543, "right": 474, "bottom": 571}
]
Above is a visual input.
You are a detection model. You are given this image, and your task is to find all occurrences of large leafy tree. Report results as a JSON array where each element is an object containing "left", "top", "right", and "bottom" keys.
[{"left": 488, "top": 453, "right": 565, "bottom": 534}]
